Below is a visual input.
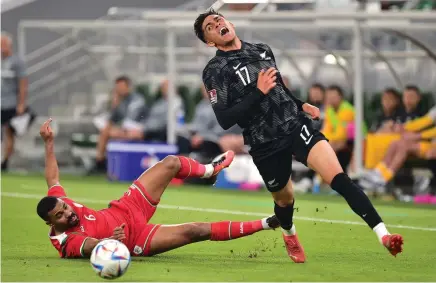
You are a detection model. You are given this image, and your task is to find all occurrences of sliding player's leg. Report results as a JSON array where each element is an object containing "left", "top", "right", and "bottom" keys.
[
  {"left": 252, "top": 147, "right": 305, "bottom": 263},
  {"left": 143, "top": 215, "right": 280, "bottom": 256},
  {"left": 135, "top": 150, "right": 235, "bottom": 204},
  {"left": 306, "top": 140, "right": 403, "bottom": 256}
]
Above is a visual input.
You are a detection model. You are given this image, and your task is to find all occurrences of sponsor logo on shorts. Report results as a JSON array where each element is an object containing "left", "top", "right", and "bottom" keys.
[{"left": 133, "top": 245, "right": 143, "bottom": 255}]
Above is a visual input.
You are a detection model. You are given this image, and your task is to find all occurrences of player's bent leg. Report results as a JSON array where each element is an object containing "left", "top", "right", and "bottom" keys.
[
  {"left": 136, "top": 151, "right": 235, "bottom": 204},
  {"left": 146, "top": 216, "right": 279, "bottom": 256},
  {"left": 307, "top": 140, "right": 403, "bottom": 257}
]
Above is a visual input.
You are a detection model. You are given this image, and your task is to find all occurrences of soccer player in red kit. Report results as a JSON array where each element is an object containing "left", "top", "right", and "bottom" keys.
[{"left": 37, "top": 119, "right": 280, "bottom": 258}]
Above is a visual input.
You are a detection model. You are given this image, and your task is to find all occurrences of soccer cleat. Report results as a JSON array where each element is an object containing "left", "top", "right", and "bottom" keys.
[
  {"left": 382, "top": 234, "right": 404, "bottom": 257},
  {"left": 266, "top": 215, "right": 280, "bottom": 230},
  {"left": 211, "top": 150, "right": 235, "bottom": 176},
  {"left": 283, "top": 234, "right": 306, "bottom": 263}
]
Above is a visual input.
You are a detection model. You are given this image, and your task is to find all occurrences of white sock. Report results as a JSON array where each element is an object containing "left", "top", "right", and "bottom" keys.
[
  {"left": 261, "top": 218, "right": 270, "bottom": 229},
  {"left": 201, "top": 164, "right": 214, "bottom": 178},
  {"left": 373, "top": 222, "right": 390, "bottom": 243},
  {"left": 281, "top": 224, "right": 297, "bottom": 236}
]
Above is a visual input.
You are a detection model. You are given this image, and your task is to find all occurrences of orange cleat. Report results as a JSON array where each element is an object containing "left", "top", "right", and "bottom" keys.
[
  {"left": 283, "top": 234, "right": 306, "bottom": 263},
  {"left": 211, "top": 150, "right": 235, "bottom": 176},
  {"left": 382, "top": 234, "right": 404, "bottom": 257}
]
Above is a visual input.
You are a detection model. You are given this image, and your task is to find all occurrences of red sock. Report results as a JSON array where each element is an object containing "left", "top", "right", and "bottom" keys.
[
  {"left": 210, "top": 220, "right": 263, "bottom": 241},
  {"left": 175, "top": 156, "right": 206, "bottom": 179}
]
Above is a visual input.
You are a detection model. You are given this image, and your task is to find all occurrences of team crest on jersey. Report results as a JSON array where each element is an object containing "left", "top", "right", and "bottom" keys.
[
  {"left": 133, "top": 245, "right": 143, "bottom": 255},
  {"left": 208, "top": 89, "right": 217, "bottom": 105}
]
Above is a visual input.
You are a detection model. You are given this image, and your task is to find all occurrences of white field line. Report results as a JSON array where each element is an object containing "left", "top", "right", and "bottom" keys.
[{"left": 2, "top": 192, "right": 436, "bottom": 232}]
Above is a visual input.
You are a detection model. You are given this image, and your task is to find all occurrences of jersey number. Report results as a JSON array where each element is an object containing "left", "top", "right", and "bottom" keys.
[
  {"left": 235, "top": 66, "right": 251, "bottom": 86},
  {"left": 300, "top": 125, "right": 313, "bottom": 145},
  {"left": 84, "top": 214, "right": 96, "bottom": 221}
]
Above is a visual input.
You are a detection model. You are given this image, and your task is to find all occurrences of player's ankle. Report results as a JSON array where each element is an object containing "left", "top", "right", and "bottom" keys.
[
  {"left": 281, "top": 224, "right": 296, "bottom": 236},
  {"left": 201, "top": 164, "right": 214, "bottom": 178},
  {"left": 373, "top": 222, "right": 390, "bottom": 244}
]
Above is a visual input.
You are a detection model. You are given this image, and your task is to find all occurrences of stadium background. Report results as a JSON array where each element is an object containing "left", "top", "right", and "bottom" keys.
[{"left": 1, "top": 1, "right": 436, "bottom": 281}]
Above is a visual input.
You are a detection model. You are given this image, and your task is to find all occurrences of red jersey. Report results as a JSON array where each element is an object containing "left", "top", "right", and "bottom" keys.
[{"left": 48, "top": 185, "right": 130, "bottom": 258}]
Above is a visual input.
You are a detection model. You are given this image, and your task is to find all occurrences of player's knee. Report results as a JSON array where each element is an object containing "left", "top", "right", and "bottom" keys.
[
  {"left": 272, "top": 185, "right": 294, "bottom": 207},
  {"left": 162, "top": 155, "right": 181, "bottom": 172}
]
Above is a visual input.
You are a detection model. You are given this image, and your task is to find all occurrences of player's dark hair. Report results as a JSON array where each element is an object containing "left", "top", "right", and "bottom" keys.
[
  {"left": 194, "top": 8, "right": 224, "bottom": 43},
  {"left": 326, "top": 84, "right": 344, "bottom": 97},
  {"left": 115, "top": 75, "right": 131, "bottom": 86},
  {"left": 37, "top": 196, "right": 58, "bottom": 221},
  {"left": 310, "top": 83, "right": 325, "bottom": 92},
  {"left": 404, "top": 84, "right": 421, "bottom": 95}
]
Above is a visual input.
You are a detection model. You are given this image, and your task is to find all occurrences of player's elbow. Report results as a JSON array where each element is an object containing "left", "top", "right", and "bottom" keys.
[{"left": 217, "top": 117, "right": 234, "bottom": 131}]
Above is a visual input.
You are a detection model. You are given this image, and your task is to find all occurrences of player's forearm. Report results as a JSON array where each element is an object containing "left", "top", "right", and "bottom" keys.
[
  {"left": 81, "top": 238, "right": 100, "bottom": 258},
  {"left": 214, "top": 88, "right": 264, "bottom": 130},
  {"left": 44, "top": 141, "right": 59, "bottom": 187},
  {"left": 18, "top": 78, "right": 28, "bottom": 106}
]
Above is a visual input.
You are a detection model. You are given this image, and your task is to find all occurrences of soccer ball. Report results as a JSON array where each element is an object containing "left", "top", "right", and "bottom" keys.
[{"left": 90, "top": 239, "right": 131, "bottom": 279}]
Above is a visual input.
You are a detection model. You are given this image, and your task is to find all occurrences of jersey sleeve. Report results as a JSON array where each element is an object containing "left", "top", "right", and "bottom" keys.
[
  {"left": 202, "top": 62, "right": 264, "bottom": 130},
  {"left": 61, "top": 233, "right": 90, "bottom": 258},
  {"left": 47, "top": 184, "right": 67, "bottom": 197}
]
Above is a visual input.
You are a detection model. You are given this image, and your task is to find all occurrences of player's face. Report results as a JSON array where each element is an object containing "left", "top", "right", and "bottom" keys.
[
  {"left": 202, "top": 15, "right": 236, "bottom": 47},
  {"left": 46, "top": 199, "right": 79, "bottom": 230}
]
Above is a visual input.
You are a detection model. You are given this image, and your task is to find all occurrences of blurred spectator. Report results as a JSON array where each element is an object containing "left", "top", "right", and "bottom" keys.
[
  {"left": 173, "top": 85, "right": 245, "bottom": 160},
  {"left": 370, "top": 88, "right": 403, "bottom": 133},
  {"left": 1, "top": 32, "right": 28, "bottom": 171},
  {"left": 177, "top": 85, "right": 224, "bottom": 158},
  {"left": 308, "top": 83, "right": 325, "bottom": 130},
  {"left": 360, "top": 106, "right": 436, "bottom": 201},
  {"left": 399, "top": 85, "right": 425, "bottom": 122},
  {"left": 141, "top": 79, "right": 184, "bottom": 141},
  {"left": 118, "top": 79, "right": 184, "bottom": 142},
  {"left": 90, "top": 75, "right": 148, "bottom": 174},
  {"left": 322, "top": 85, "right": 359, "bottom": 172}
]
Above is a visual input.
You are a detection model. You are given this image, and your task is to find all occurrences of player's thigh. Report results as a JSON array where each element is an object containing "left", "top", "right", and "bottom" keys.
[
  {"left": 307, "top": 140, "right": 344, "bottom": 185},
  {"left": 135, "top": 155, "right": 181, "bottom": 203},
  {"left": 252, "top": 147, "right": 293, "bottom": 193},
  {"left": 146, "top": 223, "right": 210, "bottom": 256}
]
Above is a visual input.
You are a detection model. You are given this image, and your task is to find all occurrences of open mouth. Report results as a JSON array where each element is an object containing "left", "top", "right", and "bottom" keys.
[{"left": 220, "top": 27, "right": 229, "bottom": 36}]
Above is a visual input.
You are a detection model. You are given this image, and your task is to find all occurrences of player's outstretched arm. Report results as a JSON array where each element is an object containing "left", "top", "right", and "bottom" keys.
[{"left": 39, "top": 118, "right": 59, "bottom": 187}]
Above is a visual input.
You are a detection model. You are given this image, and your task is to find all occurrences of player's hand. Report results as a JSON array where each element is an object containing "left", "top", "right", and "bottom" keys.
[
  {"left": 110, "top": 223, "right": 126, "bottom": 242},
  {"left": 257, "top": 67, "right": 277, "bottom": 95},
  {"left": 302, "top": 103, "right": 320, "bottom": 120},
  {"left": 39, "top": 118, "right": 54, "bottom": 142}
]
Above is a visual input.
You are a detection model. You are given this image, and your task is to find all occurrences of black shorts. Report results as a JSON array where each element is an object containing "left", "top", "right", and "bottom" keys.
[
  {"left": 1, "top": 108, "right": 17, "bottom": 126},
  {"left": 251, "top": 117, "right": 327, "bottom": 192}
]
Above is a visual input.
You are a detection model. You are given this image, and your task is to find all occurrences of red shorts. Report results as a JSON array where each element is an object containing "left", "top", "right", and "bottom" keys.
[{"left": 109, "top": 180, "right": 162, "bottom": 256}]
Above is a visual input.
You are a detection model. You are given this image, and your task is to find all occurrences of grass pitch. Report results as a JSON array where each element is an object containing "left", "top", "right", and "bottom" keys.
[{"left": 2, "top": 173, "right": 436, "bottom": 282}]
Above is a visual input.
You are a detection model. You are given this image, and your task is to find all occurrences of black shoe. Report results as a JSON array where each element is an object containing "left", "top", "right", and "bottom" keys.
[{"left": 266, "top": 215, "right": 280, "bottom": 230}]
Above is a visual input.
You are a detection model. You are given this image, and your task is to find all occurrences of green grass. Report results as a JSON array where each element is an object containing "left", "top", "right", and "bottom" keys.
[{"left": 2, "top": 173, "right": 436, "bottom": 282}]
